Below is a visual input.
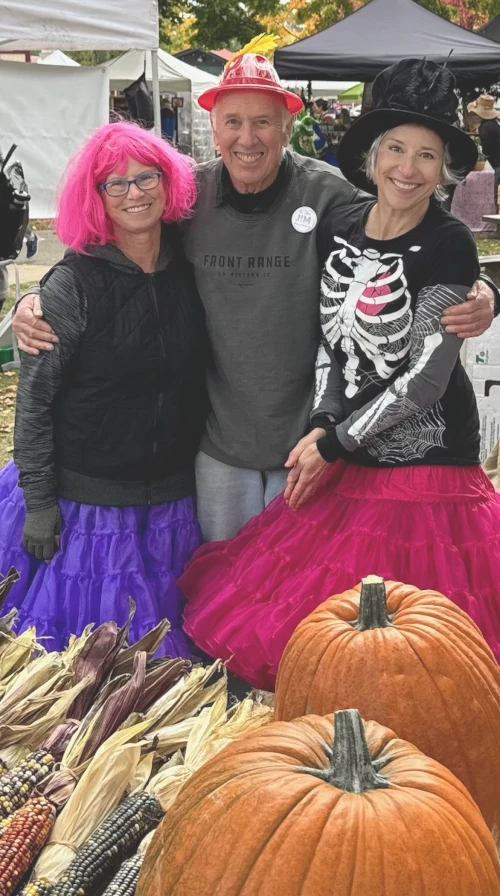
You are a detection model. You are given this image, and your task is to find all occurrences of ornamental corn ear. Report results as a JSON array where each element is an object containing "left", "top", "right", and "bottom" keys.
[
  {"left": 0, "top": 751, "right": 54, "bottom": 819},
  {"left": 101, "top": 853, "right": 144, "bottom": 896},
  {"left": 49, "top": 792, "right": 164, "bottom": 896},
  {"left": 19, "top": 883, "right": 52, "bottom": 896},
  {"left": 0, "top": 796, "right": 55, "bottom": 895}
]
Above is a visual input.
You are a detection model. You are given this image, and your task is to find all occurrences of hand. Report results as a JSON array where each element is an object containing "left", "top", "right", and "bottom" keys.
[
  {"left": 285, "top": 427, "right": 326, "bottom": 469},
  {"left": 284, "top": 442, "right": 329, "bottom": 510},
  {"left": 22, "top": 505, "right": 62, "bottom": 561},
  {"left": 13, "top": 294, "right": 59, "bottom": 355},
  {"left": 441, "top": 279, "right": 494, "bottom": 339}
]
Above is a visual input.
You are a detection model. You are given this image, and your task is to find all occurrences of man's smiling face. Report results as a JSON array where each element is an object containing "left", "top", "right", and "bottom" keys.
[{"left": 211, "top": 90, "right": 292, "bottom": 194}]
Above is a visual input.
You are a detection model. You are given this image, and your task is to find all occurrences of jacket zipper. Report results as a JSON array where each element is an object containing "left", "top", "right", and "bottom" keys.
[{"left": 148, "top": 273, "right": 166, "bottom": 457}]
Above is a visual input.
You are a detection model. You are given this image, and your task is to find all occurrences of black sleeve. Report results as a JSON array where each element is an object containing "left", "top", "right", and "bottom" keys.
[
  {"left": 418, "top": 223, "right": 480, "bottom": 288},
  {"left": 317, "top": 196, "right": 373, "bottom": 266},
  {"left": 14, "top": 266, "right": 87, "bottom": 511}
]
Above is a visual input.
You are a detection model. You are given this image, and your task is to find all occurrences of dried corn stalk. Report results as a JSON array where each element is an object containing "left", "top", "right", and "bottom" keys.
[
  {"left": 0, "top": 567, "right": 19, "bottom": 612},
  {"left": 0, "top": 627, "right": 39, "bottom": 690},
  {"left": 0, "top": 674, "right": 92, "bottom": 750},
  {"left": 147, "top": 692, "right": 273, "bottom": 811},
  {"left": 33, "top": 723, "right": 148, "bottom": 885},
  {"left": 111, "top": 620, "right": 172, "bottom": 677},
  {"left": 0, "top": 652, "right": 71, "bottom": 723},
  {"left": 66, "top": 622, "right": 124, "bottom": 720},
  {"left": 143, "top": 660, "right": 226, "bottom": 733}
]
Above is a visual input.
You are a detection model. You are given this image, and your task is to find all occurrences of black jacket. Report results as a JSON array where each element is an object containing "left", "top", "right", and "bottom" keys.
[{"left": 14, "top": 225, "right": 208, "bottom": 510}]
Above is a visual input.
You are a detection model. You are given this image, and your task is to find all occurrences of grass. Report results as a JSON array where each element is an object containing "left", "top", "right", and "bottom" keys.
[
  {"left": 476, "top": 234, "right": 500, "bottom": 257},
  {"left": 0, "top": 228, "right": 498, "bottom": 468}
]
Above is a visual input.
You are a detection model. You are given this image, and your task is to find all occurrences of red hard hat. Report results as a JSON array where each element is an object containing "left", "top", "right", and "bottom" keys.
[{"left": 198, "top": 54, "right": 304, "bottom": 114}]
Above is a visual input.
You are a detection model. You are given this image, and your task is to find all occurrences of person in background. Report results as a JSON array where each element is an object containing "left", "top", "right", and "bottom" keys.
[
  {"left": 13, "top": 53, "right": 498, "bottom": 549},
  {"left": 180, "top": 59, "right": 500, "bottom": 692},
  {"left": 312, "top": 97, "right": 335, "bottom": 125},
  {"left": 0, "top": 122, "right": 207, "bottom": 655},
  {"left": 467, "top": 94, "right": 500, "bottom": 210}
]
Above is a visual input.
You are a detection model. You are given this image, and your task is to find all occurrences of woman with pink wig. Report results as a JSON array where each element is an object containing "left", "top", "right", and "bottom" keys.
[{"left": 0, "top": 122, "right": 208, "bottom": 655}]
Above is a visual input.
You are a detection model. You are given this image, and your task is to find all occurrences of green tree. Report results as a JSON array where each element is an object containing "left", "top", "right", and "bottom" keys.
[{"left": 159, "top": 0, "right": 282, "bottom": 50}]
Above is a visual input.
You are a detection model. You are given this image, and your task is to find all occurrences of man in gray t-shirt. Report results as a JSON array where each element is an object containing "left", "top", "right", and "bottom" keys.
[{"left": 13, "top": 54, "right": 498, "bottom": 542}]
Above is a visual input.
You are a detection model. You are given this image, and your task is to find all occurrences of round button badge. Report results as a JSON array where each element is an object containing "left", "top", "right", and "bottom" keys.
[{"left": 291, "top": 206, "right": 318, "bottom": 233}]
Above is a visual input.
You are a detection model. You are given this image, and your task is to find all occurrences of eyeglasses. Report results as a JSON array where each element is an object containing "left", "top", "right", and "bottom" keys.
[{"left": 99, "top": 171, "right": 162, "bottom": 197}]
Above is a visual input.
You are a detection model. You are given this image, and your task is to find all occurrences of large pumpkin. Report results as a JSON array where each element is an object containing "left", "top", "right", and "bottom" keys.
[
  {"left": 275, "top": 576, "right": 500, "bottom": 835},
  {"left": 137, "top": 709, "right": 500, "bottom": 896}
]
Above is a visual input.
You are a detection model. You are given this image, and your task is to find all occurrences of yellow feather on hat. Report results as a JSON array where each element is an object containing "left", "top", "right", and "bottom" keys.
[{"left": 225, "top": 33, "right": 280, "bottom": 68}]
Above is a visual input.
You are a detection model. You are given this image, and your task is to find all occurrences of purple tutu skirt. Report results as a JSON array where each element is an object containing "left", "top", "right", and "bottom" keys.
[
  {"left": 181, "top": 461, "right": 500, "bottom": 690},
  {"left": 0, "top": 461, "right": 200, "bottom": 656}
]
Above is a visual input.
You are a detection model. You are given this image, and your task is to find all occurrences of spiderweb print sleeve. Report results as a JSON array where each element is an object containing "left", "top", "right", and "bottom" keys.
[
  {"left": 335, "top": 284, "right": 468, "bottom": 463},
  {"left": 312, "top": 338, "right": 345, "bottom": 421}
]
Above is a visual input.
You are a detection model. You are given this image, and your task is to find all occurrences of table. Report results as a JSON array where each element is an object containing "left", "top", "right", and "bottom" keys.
[{"left": 451, "top": 169, "right": 497, "bottom": 232}]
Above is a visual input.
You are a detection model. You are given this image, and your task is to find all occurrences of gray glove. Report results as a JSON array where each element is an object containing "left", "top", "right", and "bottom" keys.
[{"left": 22, "top": 505, "right": 62, "bottom": 561}]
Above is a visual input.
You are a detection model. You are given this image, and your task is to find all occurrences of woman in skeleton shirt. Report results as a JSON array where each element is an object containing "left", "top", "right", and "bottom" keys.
[{"left": 179, "top": 59, "right": 500, "bottom": 692}]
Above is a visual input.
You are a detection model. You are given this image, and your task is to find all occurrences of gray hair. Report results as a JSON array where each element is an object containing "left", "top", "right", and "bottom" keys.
[{"left": 364, "top": 131, "right": 461, "bottom": 202}]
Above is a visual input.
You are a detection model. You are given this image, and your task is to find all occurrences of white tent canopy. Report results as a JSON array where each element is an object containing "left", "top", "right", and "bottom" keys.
[
  {"left": 105, "top": 49, "right": 217, "bottom": 162},
  {"left": 0, "top": 0, "right": 158, "bottom": 51},
  {"left": 104, "top": 48, "right": 217, "bottom": 95},
  {"left": 38, "top": 50, "right": 80, "bottom": 66},
  {"left": 281, "top": 80, "right": 358, "bottom": 99}
]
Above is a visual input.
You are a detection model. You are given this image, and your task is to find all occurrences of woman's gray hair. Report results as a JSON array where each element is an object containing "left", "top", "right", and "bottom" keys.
[{"left": 364, "top": 130, "right": 461, "bottom": 202}]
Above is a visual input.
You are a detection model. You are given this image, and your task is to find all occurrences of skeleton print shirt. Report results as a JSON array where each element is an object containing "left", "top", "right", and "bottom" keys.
[{"left": 312, "top": 200, "right": 481, "bottom": 467}]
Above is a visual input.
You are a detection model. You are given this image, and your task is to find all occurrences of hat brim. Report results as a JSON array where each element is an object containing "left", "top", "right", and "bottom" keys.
[
  {"left": 337, "top": 109, "right": 478, "bottom": 194},
  {"left": 468, "top": 105, "right": 500, "bottom": 120},
  {"left": 197, "top": 83, "right": 304, "bottom": 115}
]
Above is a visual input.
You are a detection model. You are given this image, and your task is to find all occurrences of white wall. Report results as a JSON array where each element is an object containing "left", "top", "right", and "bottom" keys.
[{"left": 0, "top": 60, "right": 109, "bottom": 218}]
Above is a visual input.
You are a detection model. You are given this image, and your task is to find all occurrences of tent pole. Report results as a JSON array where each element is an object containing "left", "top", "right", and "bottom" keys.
[{"left": 151, "top": 49, "right": 161, "bottom": 134}]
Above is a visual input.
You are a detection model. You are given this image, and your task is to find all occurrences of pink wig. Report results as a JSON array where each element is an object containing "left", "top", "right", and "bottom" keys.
[{"left": 56, "top": 122, "right": 197, "bottom": 251}]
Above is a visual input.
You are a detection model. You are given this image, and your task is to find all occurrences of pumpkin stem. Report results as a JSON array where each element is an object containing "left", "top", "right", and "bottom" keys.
[
  {"left": 305, "top": 709, "right": 389, "bottom": 793},
  {"left": 354, "top": 576, "right": 393, "bottom": 631}
]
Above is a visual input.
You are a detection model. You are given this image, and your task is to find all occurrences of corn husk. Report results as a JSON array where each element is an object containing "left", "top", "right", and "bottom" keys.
[
  {"left": 0, "top": 567, "right": 20, "bottom": 612},
  {"left": 0, "top": 627, "right": 39, "bottom": 689},
  {"left": 142, "top": 717, "right": 197, "bottom": 758},
  {"left": 130, "top": 752, "right": 156, "bottom": 793},
  {"left": 0, "top": 674, "right": 92, "bottom": 748},
  {"left": 136, "top": 658, "right": 191, "bottom": 713},
  {"left": 66, "top": 622, "right": 122, "bottom": 720},
  {"left": 33, "top": 721, "right": 148, "bottom": 885},
  {"left": 111, "top": 620, "right": 172, "bottom": 677},
  {"left": 0, "top": 652, "right": 70, "bottom": 718},
  {"left": 39, "top": 654, "right": 147, "bottom": 800},
  {"left": 42, "top": 720, "right": 80, "bottom": 759},
  {"left": 0, "top": 742, "right": 30, "bottom": 769},
  {"left": 143, "top": 660, "right": 225, "bottom": 732},
  {"left": 147, "top": 693, "right": 273, "bottom": 810},
  {"left": 139, "top": 829, "right": 156, "bottom": 855}
]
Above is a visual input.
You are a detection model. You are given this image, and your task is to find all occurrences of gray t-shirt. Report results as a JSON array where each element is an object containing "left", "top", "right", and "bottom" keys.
[{"left": 184, "top": 151, "right": 364, "bottom": 470}]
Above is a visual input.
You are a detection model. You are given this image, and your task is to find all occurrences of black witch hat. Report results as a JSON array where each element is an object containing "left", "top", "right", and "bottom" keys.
[{"left": 337, "top": 58, "right": 477, "bottom": 194}]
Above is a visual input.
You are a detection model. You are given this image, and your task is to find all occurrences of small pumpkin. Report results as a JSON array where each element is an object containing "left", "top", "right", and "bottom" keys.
[
  {"left": 137, "top": 709, "right": 500, "bottom": 896},
  {"left": 275, "top": 576, "right": 500, "bottom": 835}
]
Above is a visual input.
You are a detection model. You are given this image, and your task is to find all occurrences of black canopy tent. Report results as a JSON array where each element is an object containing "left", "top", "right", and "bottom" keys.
[
  {"left": 479, "top": 14, "right": 500, "bottom": 44},
  {"left": 274, "top": 0, "right": 500, "bottom": 87}
]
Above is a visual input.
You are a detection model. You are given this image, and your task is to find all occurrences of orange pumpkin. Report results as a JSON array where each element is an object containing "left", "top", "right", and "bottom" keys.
[
  {"left": 275, "top": 576, "right": 500, "bottom": 835},
  {"left": 137, "top": 709, "right": 500, "bottom": 896}
]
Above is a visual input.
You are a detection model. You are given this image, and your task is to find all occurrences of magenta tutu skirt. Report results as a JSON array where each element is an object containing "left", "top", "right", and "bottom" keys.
[{"left": 180, "top": 461, "right": 500, "bottom": 690}]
